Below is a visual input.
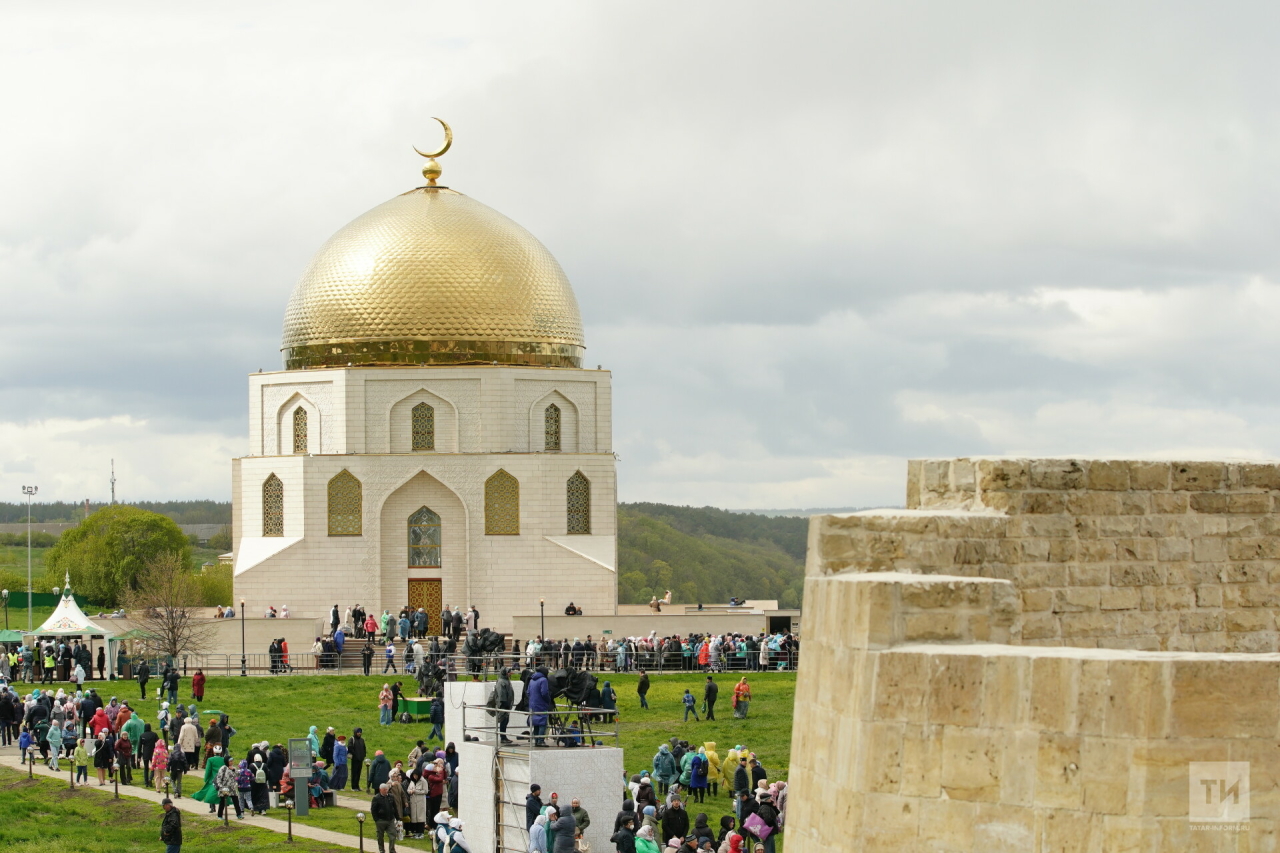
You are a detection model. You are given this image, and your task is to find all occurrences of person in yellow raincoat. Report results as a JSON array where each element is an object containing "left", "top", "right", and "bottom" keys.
[
  {"left": 704, "top": 742, "right": 722, "bottom": 797},
  {"left": 721, "top": 745, "right": 740, "bottom": 792}
]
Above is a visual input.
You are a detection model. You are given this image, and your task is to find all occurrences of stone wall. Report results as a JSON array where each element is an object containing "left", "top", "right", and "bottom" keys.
[
  {"left": 808, "top": 458, "right": 1280, "bottom": 652},
  {"left": 786, "top": 459, "right": 1280, "bottom": 851}
]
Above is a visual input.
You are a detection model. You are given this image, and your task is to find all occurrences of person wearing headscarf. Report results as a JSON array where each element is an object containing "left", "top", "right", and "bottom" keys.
[
  {"left": 330, "top": 734, "right": 349, "bottom": 790},
  {"left": 635, "top": 824, "right": 661, "bottom": 853},
  {"left": 250, "top": 746, "right": 270, "bottom": 813},
  {"left": 320, "top": 726, "right": 336, "bottom": 767},
  {"left": 528, "top": 812, "right": 549, "bottom": 853},
  {"left": 307, "top": 725, "right": 321, "bottom": 759},
  {"left": 640, "top": 805, "right": 659, "bottom": 834},
  {"left": 192, "top": 745, "right": 227, "bottom": 813},
  {"left": 543, "top": 805, "right": 559, "bottom": 852},
  {"left": 151, "top": 738, "right": 169, "bottom": 792},
  {"left": 551, "top": 807, "right": 577, "bottom": 853},
  {"left": 732, "top": 678, "right": 751, "bottom": 719},
  {"left": 717, "top": 816, "right": 736, "bottom": 846},
  {"left": 703, "top": 742, "right": 721, "bottom": 797}
]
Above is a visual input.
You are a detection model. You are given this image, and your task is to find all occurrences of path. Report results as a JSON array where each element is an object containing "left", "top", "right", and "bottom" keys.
[{"left": 0, "top": 748, "right": 365, "bottom": 851}]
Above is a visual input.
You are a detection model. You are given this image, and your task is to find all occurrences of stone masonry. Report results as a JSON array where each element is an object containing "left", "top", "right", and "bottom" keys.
[{"left": 787, "top": 458, "right": 1280, "bottom": 852}]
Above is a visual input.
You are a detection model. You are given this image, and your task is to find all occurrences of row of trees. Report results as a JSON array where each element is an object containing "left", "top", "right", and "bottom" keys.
[{"left": 0, "top": 500, "right": 231, "bottom": 525}]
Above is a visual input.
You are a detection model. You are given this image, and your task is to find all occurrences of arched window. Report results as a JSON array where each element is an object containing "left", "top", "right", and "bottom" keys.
[
  {"left": 544, "top": 403, "right": 561, "bottom": 451},
  {"left": 411, "top": 402, "right": 435, "bottom": 451},
  {"left": 485, "top": 469, "right": 520, "bottom": 535},
  {"left": 327, "top": 469, "right": 362, "bottom": 536},
  {"left": 408, "top": 506, "right": 442, "bottom": 568},
  {"left": 262, "top": 474, "right": 284, "bottom": 537},
  {"left": 567, "top": 471, "right": 590, "bottom": 534},
  {"left": 292, "top": 407, "right": 308, "bottom": 454}
]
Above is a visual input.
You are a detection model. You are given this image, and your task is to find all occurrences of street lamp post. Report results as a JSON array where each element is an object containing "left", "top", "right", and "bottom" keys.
[
  {"left": 539, "top": 598, "right": 545, "bottom": 647},
  {"left": 240, "top": 597, "right": 247, "bottom": 677},
  {"left": 21, "top": 485, "right": 36, "bottom": 632},
  {"left": 2, "top": 589, "right": 8, "bottom": 631},
  {"left": 356, "top": 812, "right": 366, "bottom": 851}
]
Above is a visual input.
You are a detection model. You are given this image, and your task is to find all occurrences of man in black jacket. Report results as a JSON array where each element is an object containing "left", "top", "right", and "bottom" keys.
[
  {"left": 348, "top": 728, "right": 367, "bottom": 791},
  {"left": 159, "top": 798, "right": 182, "bottom": 852},
  {"left": 525, "top": 783, "right": 544, "bottom": 830},
  {"left": 637, "top": 671, "right": 650, "bottom": 710},
  {"left": 614, "top": 799, "right": 636, "bottom": 833},
  {"left": 136, "top": 659, "right": 150, "bottom": 700},
  {"left": 703, "top": 676, "right": 718, "bottom": 721},
  {"left": 661, "top": 798, "right": 690, "bottom": 843},
  {"left": 733, "top": 757, "right": 750, "bottom": 822},
  {"left": 370, "top": 783, "right": 400, "bottom": 853}
]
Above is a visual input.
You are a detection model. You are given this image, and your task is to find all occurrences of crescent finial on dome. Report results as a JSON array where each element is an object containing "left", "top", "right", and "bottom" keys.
[{"left": 413, "top": 117, "right": 452, "bottom": 187}]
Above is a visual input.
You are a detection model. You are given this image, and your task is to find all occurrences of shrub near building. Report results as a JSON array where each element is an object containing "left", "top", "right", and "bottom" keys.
[{"left": 47, "top": 505, "right": 191, "bottom": 606}]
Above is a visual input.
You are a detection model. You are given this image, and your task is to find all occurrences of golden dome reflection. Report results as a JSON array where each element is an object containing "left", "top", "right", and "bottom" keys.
[{"left": 282, "top": 185, "right": 585, "bottom": 369}]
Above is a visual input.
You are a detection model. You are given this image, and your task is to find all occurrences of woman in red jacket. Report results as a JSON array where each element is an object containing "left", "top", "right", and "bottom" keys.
[
  {"left": 192, "top": 670, "right": 206, "bottom": 702},
  {"left": 425, "top": 758, "right": 447, "bottom": 819}
]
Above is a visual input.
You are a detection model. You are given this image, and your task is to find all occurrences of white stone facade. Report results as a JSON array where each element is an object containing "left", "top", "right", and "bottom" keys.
[{"left": 231, "top": 364, "right": 618, "bottom": 631}]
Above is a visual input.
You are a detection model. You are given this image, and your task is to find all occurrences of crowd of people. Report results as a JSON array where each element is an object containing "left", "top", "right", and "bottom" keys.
[{"left": 516, "top": 632, "right": 798, "bottom": 673}]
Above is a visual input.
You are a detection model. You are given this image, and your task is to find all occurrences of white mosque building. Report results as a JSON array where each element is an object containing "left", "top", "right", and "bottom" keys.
[{"left": 230, "top": 136, "right": 617, "bottom": 633}]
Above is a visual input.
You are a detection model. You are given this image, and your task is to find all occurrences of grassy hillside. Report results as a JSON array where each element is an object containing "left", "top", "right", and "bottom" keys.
[{"left": 618, "top": 504, "right": 807, "bottom": 608}]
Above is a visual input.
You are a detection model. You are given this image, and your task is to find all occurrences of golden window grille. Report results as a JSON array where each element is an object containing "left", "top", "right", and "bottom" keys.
[
  {"left": 408, "top": 505, "right": 442, "bottom": 567},
  {"left": 411, "top": 402, "right": 435, "bottom": 451},
  {"left": 292, "top": 407, "right": 308, "bottom": 454},
  {"left": 485, "top": 469, "right": 520, "bottom": 535},
  {"left": 567, "top": 471, "right": 590, "bottom": 534},
  {"left": 544, "top": 403, "right": 561, "bottom": 451},
  {"left": 262, "top": 474, "right": 284, "bottom": 537},
  {"left": 327, "top": 469, "right": 362, "bottom": 536}
]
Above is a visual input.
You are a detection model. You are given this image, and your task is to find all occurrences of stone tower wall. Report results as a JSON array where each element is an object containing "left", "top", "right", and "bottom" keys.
[{"left": 808, "top": 458, "right": 1280, "bottom": 652}]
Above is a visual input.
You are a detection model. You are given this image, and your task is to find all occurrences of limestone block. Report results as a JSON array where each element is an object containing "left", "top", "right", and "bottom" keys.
[
  {"left": 1022, "top": 613, "right": 1062, "bottom": 640},
  {"left": 940, "top": 726, "right": 1002, "bottom": 802},
  {"left": 906, "top": 459, "right": 923, "bottom": 508},
  {"left": 1018, "top": 564, "right": 1069, "bottom": 587},
  {"left": 1022, "top": 538, "right": 1051, "bottom": 562},
  {"left": 1080, "top": 736, "right": 1131, "bottom": 815},
  {"left": 1111, "top": 564, "right": 1165, "bottom": 586},
  {"left": 1081, "top": 460, "right": 1129, "bottom": 491},
  {"left": 1226, "top": 609, "right": 1275, "bottom": 633},
  {"left": 1218, "top": 562, "right": 1269, "bottom": 583},
  {"left": 953, "top": 458, "right": 977, "bottom": 491},
  {"left": 1017, "top": 515, "right": 1076, "bottom": 539},
  {"left": 1156, "top": 537, "right": 1192, "bottom": 562},
  {"left": 1132, "top": 740, "right": 1222, "bottom": 816},
  {"left": 1099, "top": 588, "right": 1140, "bottom": 611},
  {"left": 1031, "top": 656, "right": 1079, "bottom": 733},
  {"left": 1115, "top": 538, "right": 1158, "bottom": 561},
  {"left": 972, "top": 803, "right": 1036, "bottom": 853},
  {"left": 1039, "top": 809, "right": 1102, "bottom": 852},
  {"left": 1179, "top": 611, "right": 1225, "bottom": 633},
  {"left": 1076, "top": 659, "right": 1110, "bottom": 736},
  {"left": 1152, "top": 586, "right": 1195, "bottom": 611},
  {"left": 1227, "top": 632, "right": 1279, "bottom": 653},
  {"left": 1104, "top": 659, "right": 1169, "bottom": 739},
  {"left": 872, "top": 652, "right": 929, "bottom": 723},
  {"left": 860, "top": 792, "right": 918, "bottom": 851},
  {"left": 1067, "top": 491, "right": 1124, "bottom": 517},
  {"left": 982, "top": 490, "right": 1021, "bottom": 514},
  {"left": 898, "top": 723, "right": 943, "bottom": 798},
  {"left": 1029, "top": 459, "right": 1086, "bottom": 490},
  {"left": 1128, "top": 461, "right": 1172, "bottom": 490},
  {"left": 1172, "top": 461, "right": 1227, "bottom": 491},
  {"left": 1023, "top": 589, "right": 1053, "bottom": 612},
  {"left": 1078, "top": 540, "right": 1117, "bottom": 563},
  {"left": 1054, "top": 588, "right": 1100, "bottom": 612},
  {"left": 1189, "top": 493, "right": 1230, "bottom": 513},
  {"left": 1195, "top": 584, "right": 1223, "bottom": 607},
  {"left": 927, "top": 654, "right": 984, "bottom": 726},
  {"left": 1150, "top": 491, "right": 1188, "bottom": 513},
  {"left": 1049, "top": 539, "right": 1079, "bottom": 563},
  {"left": 863, "top": 721, "right": 903, "bottom": 793},
  {"left": 903, "top": 612, "right": 966, "bottom": 642},
  {"left": 1070, "top": 563, "right": 1111, "bottom": 586},
  {"left": 1223, "top": 583, "right": 1280, "bottom": 608},
  {"left": 976, "top": 458, "right": 1031, "bottom": 492},
  {"left": 1025, "top": 491, "right": 1068, "bottom": 514},
  {"left": 1098, "top": 816, "right": 1144, "bottom": 853},
  {"left": 1228, "top": 493, "right": 1270, "bottom": 514},
  {"left": 1170, "top": 659, "right": 1280, "bottom": 738},
  {"left": 1226, "top": 536, "right": 1280, "bottom": 561},
  {"left": 917, "top": 798, "right": 977, "bottom": 851},
  {"left": 1036, "top": 733, "right": 1084, "bottom": 809},
  {"left": 1061, "top": 612, "right": 1119, "bottom": 638},
  {"left": 1236, "top": 462, "right": 1280, "bottom": 490}
]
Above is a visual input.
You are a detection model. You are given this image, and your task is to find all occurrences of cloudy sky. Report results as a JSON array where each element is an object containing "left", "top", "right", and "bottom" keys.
[{"left": 4, "top": 2, "right": 1280, "bottom": 510}]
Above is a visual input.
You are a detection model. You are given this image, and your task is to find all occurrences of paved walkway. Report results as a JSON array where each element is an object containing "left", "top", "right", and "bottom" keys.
[{"left": 0, "top": 749, "right": 364, "bottom": 851}]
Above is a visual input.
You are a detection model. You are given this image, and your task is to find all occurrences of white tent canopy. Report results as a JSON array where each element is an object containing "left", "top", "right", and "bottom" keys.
[{"left": 31, "top": 573, "right": 118, "bottom": 679}]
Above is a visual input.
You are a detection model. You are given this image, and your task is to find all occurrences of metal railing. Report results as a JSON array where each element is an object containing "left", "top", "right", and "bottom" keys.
[
  {"left": 121, "top": 645, "right": 800, "bottom": 677},
  {"left": 461, "top": 702, "right": 621, "bottom": 749}
]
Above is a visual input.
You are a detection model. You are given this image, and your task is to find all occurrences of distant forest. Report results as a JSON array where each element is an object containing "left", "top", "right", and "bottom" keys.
[
  {"left": 2, "top": 499, "right": 810, "bottom": 607},
  {"left": 0, "top": 500, "right": 232, "bottom": 525}
]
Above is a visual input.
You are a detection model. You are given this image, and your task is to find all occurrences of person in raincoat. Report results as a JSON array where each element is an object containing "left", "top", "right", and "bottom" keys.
[
  {"left": 703, "top": 742, "right": 722, "bottom": 797},
  {"left": 634, "top": 824, "right": 661, "bottom": 853},
  {"left": 721, "top": 746, "right": 740, "bottom": 792},
  {"left": 527, "top": 812, "right": 549, "bottom": 852},
  {"left": 600, "top": 681, "right": 617, "bottom": 720},
  {"left": 192, "top": 745, "right": 227, "bottom": 813},
  {"left": 306, "top": 725, "right": 321, "bottom": 760},
  {"left": 653, "top": 744, "right": 677, "bottom": 795}
]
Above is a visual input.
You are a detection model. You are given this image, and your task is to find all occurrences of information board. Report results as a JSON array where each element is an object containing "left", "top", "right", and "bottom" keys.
[{"left": 288, "top": 737, "right": 312, "bottom": 815}]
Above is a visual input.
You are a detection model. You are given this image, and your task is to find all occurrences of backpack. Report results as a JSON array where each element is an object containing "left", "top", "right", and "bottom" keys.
[{"left": 254, "top": 761, "right": 267, "bottom": 784}]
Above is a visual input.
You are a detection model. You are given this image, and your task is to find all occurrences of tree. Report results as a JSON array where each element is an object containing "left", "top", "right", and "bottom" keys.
[
  {"left": 121, "top": 552, "right": 216, "bottom": 659},
  {"left": 47, "top": 506, "right": 191, "bottom": 606},
  {"left": 207, "top": 525, "right": 232, "bottom": 552}
]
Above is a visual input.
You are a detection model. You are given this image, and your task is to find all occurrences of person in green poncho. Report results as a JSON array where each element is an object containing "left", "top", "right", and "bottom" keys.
[{"left": 192, "top": 745, "right": 227, "bottom": 813}]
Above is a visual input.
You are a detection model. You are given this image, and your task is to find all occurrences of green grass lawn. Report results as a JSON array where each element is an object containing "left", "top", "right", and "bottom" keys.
[
  {"left": 0, "top": 766, "right": 349, "bottom": 851},
  {"left": 144, "top": 670, "right": 794, "bottom": 846}
]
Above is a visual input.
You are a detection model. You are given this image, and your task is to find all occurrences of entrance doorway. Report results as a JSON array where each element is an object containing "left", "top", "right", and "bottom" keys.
[{"left": 408, "top": 579, "right": 443, "bottom": 635}]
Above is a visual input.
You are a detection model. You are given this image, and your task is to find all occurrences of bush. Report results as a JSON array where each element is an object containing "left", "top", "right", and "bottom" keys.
[
  {"left": 0, "top": 531, "right": 58, "bottom": 547},
  {"left": 46, "top": 506, "right": 191, "bottom": 606},
  {"left": 207, "top": 525, "right": 232, "bottom": 552},
  {"left": 197, "top": 563, "right": 233, "bottom": 607}
]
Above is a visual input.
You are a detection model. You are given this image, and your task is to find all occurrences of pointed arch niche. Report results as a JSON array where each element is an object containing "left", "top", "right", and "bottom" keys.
[
  {"left": 485, "top": 469, "right": 520, "bottom": 535},
  {"left": 566, "top": 471, "right": 590, "bottom": 534},
  {"left": 275, "top": 393, "right": 319, "bottom": 455},
  {"left": 327, "top": 469, "right": 363, "bottom": 536},
  {"left": 378, "top": 471, "right": 467, "bottom": 624},
  {"left": 388, "top": 388, "right": 458, "bottom": 453},
  {"left": 530, "top": 391, "right": 578, "bottom": 452},
  {"left": 262, "top": 474, "right": 284, "bottom": 537}
]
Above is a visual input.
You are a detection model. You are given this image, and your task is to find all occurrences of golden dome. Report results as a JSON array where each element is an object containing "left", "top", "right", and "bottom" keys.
[{"left": 282, "top": 186, "right": 585, "bottom": 369}]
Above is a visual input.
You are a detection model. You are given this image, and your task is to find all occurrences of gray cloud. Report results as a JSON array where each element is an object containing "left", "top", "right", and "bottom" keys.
[{"left": 3, "top": 2, "right": 1280, "bottom": 507}]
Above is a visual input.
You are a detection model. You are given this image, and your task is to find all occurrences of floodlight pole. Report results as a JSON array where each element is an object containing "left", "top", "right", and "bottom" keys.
[
  {"left": 240, "top": 597, "right": 247, "bottom": 677},
  {"left": 22, "top": 485, "right": 37, "bottom": 633}
]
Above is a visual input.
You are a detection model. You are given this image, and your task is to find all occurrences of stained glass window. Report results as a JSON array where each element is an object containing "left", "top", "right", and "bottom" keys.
[
  {"left": 411, "top": 402, "right": 435, "bottom": 451},
  {"left": 567, "top": 471, "right": 590, "bottom": 534},
  {"left": 408, "top": 506, "right": 442, "bottom": 568},
  {"left": 263, "top": 474, "right": 283, "bottom": 537},
  {"left": 292, "top": 407, "right": 308, "bottom": 454},
  {"left": 544, "top": 403, "right": 561, "bottom": 451},
  {"left": 327, "top": 469, "right": 362, "bottom": 536},
  {"left": 485, "top": 469, "right": 520, "bottom": 535}
]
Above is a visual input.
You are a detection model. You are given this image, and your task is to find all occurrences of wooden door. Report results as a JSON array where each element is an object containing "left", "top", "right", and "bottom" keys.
[{"left": 407, "top": 579, "right": 443, "bottom": 635}]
